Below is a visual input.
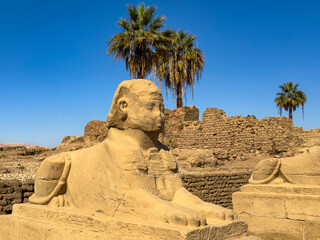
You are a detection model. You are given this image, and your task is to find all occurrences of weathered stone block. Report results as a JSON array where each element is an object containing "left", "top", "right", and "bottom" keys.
[
  {"left": 23, "top": 192, "right": 33, "bottom": 198},
  {"left": 240, "top": 215, "right": 303, "bottom": 240},
  {"left": 252, "top": 194, "right": 286, "bottom": 218},
  {"left": 233, "top": 184, "right": 320, "bottom": 240},
  {"left": 0, "top": 188, "right": 7, "bottom": 194},
  {"left": 0, "top": 200, "right": 8, "bottom": 206},
  {"left": 0, "top": 215, "right": 11, "bottom": 240},
  {"left": 3, "top": 205, "right": 12, "bottom": 212},
  {"left": 304, "top": 220, "right": 320, "bottom": 239},
  {"left": 22, "top": 184, "right": 34, "bottom": 192},
  {"left": 4, "top": 193, "right": 21, "bottom": 201},
  {"left": 12, "top": 199, "right": 22, "bottom": 204},
  {"left": 286, "top": 195, "right": 320, "bottom": 221}
]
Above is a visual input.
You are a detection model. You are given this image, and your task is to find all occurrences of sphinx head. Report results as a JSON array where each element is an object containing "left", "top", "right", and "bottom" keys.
[{"left": 106, "top": 79, "right": 165, "bottom": 133}]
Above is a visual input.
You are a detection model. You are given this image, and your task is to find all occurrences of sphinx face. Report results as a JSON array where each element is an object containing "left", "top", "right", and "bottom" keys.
[{"left": 126, "top": 92, "right": 165, "bottom": 133}]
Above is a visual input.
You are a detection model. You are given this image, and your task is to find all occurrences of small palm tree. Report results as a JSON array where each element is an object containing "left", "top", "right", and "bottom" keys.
[
  {"left": 108, "top": 3, "right": 168, "bottom": 79},
  {"left": 156, "top": 30, "right": 204, "bottom": 108},
  {"left": 274, "top": 81, "right": 307, "bottom": 120}
]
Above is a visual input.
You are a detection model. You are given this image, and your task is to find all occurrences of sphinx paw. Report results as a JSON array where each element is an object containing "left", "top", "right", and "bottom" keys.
[
  {"left": 162, "top": 205, "right": 206, "bottom": 227},
  {"left": 198, "top": 203, "right": 237, "bottom": 221}
]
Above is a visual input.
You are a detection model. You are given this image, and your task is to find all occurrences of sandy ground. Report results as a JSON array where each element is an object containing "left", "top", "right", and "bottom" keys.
[{"left": 0, "top": 144, "right": 56, "bottom": 180}]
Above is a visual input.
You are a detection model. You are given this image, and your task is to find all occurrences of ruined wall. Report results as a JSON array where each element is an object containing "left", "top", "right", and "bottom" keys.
[
  {"left": 84, "top": 120, "right": 108, "bottom": 143},
  {"left": 296, "top": 127, "right": 320, "bottom": 142},
  {"left": 160, "top": 106, "right": 320, "bottom": 160},
  {"left": 159, "top": 106, "right": 199, "bottom": 148},
  {"left": 181, "top": 171, "right": 251, "bottom": 209},
  {"left": 0, "top": 180, "right": 33, "bottom": 215}
]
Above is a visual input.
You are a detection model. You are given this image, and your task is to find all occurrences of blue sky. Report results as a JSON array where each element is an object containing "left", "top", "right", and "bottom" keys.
[{"left": 1, "top": 0, "right": 319, "bottom": 147}]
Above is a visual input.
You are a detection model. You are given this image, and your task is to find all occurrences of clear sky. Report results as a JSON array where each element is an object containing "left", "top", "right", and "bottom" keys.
[{"left": 1, "top": 0, "right": 319, "bottom": 147}]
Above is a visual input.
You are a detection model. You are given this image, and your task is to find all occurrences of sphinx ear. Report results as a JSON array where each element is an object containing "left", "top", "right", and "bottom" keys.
[
  {"left": 118, "top": 98, "right": 128, "bottom": 112},
  {"left": 118, "top": 98, "right": 128, "bottom": 120}
]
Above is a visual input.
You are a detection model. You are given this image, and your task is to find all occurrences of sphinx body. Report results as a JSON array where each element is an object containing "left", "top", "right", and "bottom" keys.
[
  {"left": 29, "top": 79, "right": 236, "bottom": 227},
  {"left": 249, "top": 146, "right": 320, "bottom": 185}
]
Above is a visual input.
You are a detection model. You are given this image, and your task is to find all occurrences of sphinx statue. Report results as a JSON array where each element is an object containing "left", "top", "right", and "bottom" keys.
[
  {"left": 249, "top": 146, "right": 320, "bottom": 184},
  {"left": 29, "top": 79, "right": 237, "bottom": 227}
]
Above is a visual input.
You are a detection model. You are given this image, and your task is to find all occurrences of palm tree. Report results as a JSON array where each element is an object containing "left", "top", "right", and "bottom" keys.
[
  {"left": 274, "top": 81, "right": 307, "bottom": 120},
  {"left": 107, "top": 3, "right": 168, "bottom": 79},
  {"left": 156, "top": 30, "right": 204, "bottom": 108}
]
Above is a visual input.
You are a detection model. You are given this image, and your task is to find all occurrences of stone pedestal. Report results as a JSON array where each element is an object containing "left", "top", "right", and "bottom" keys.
[
  {"left": 233, "top": 184, "right": 320, "bottom": 240},
  {"left": 0, "top": 204, "right": 258, "bottom": 240}
]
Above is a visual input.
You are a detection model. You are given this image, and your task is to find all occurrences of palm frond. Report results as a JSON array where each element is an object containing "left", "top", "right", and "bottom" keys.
[
  {"left": 154, "top": 29, "right": 204, "bottom": 107},
  {"left": 107, "top": 3, "right": 167, "bottom": 79}
]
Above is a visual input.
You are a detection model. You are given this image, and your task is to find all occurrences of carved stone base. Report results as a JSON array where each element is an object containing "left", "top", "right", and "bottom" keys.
[
  {"left": 233, "top": 184, "right": 320, "bottom": 240},
  {"left": 0, "top": 204, "right": 258, "bottom": 240}
]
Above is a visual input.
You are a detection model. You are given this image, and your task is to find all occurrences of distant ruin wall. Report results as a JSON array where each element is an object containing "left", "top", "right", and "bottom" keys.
[
  {"left": 0, "top": 171, "right": 250, "bottom": 214},
  {"left": 160, "top": 106, "right": 320, "bottom": 159},
  {"left": 295, "top": 127, "right": 320, "bottom": 141}
]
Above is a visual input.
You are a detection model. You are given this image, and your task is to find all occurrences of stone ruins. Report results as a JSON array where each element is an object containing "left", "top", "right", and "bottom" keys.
[{"left": 0, "top": 79, "right": 258, "bottom": 240}]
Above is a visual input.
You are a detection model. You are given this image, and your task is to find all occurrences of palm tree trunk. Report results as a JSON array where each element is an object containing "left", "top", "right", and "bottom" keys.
[
  {"left": 176, "top": 83, "right": 183, "bottom": 108},
  {"left": 137, "top": 62, "right": 144, "bottom": 78},
  {"left": 137, "top": 69, "right": 144, "bottom": 79},
  {"left": 289, "top": 107, "right": 293, "bottom": 120}
]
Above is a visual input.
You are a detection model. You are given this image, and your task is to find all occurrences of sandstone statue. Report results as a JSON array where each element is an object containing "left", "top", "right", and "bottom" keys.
[
  {"left": 249, "top": 146, "right": 320, "bottom": 184},
  {"left": 29, "top": 79, "right": 237, "bottom": 227}
]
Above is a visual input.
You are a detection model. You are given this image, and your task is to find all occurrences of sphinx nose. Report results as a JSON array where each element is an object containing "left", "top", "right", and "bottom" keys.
[{"left": 157, "top": 113, "right": 165, "bottom": 123}]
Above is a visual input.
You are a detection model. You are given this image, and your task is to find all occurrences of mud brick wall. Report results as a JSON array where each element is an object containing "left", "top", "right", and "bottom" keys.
[
  {"left": 180, "top": 108, "right": 298, "bottom": 154},
  {"left": 181, "top": 171, "right": 251, "bottom": 209},
  {"left": 159, "top": 106, "right": 200, "bottom": 148},
  {"left": 0, "top": 180, "right": 34, "bottom": 215},
  {"left": 296, "top": 127, "right": 320, "bottom": 141},
  {"left": 160, "top": 106, "right": 319, "bottom": 160}
]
